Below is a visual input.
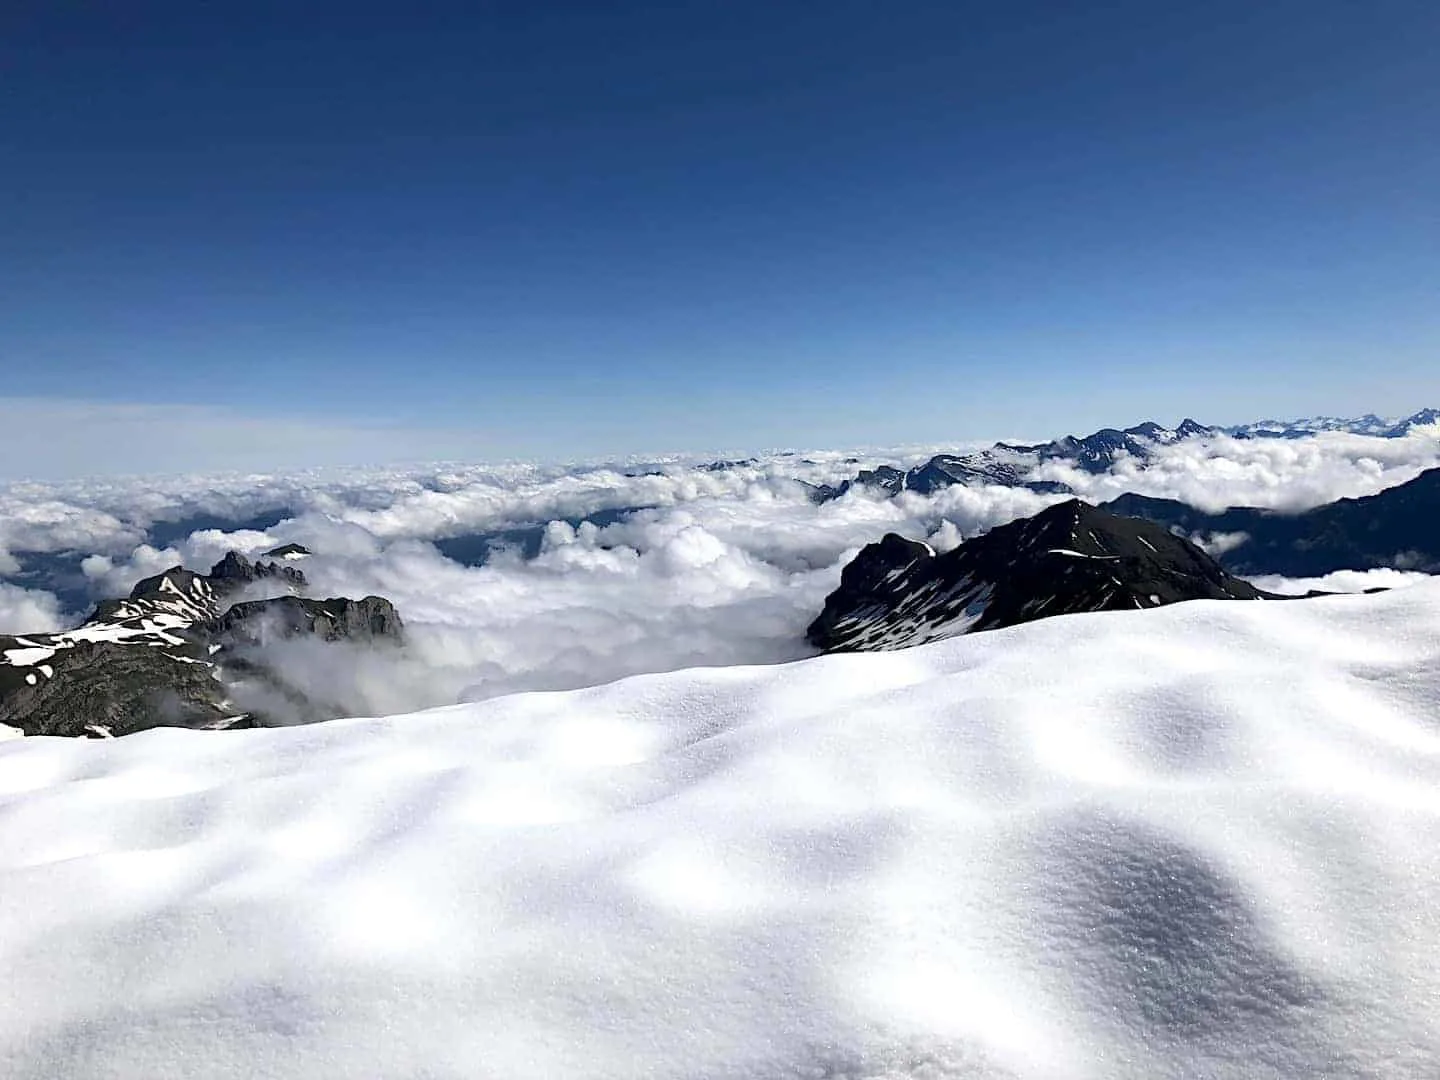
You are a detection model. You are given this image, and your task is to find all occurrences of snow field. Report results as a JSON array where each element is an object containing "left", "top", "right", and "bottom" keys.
[{"left": 2, "top": 584, "right": 1440, "bottom": 1078}]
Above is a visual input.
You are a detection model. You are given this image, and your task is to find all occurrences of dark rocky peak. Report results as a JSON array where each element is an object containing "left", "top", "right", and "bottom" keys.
[
  {"left": 904, "top": 453, "right": 1030, "bottom": 494},
  {"left": 1388, "top": 408, "right": 1440, "bottom": 436},
  {"left": 799, "top": 480, "right": 844, "bottom": 504},
  {"left": 697, "top": 458, "right": 758, "bottom": 472},
  {"left": 128, "top": 566, "right": 207, "bottom": 602},
  {"left": 122, "top": 551, "right": 306, "bottom": 612},
  {"left": 1, "top": 541, "right": 406, "bottom": 739},
  {"left": 1123, "top": 421, "right": 1168, "bottom": 439},
  {"left": 832, "top": 533, "right": 934, "bottom": 593},
  {"left": 207, "top": 550, "right": 307, "bottom": 593},
  {"left": 1066, "top": 428, "right": 1151, "bottom": 472},
  {"left": 1004, "top": 498, "right": 1201, "bottom": 561},
  {"left": 807, "top": 500, "right": 1270, "bottom": 653},
  {"left": 207, "top": 595, "right": 404, "bottom": 648},
  {"left": 853, "top": 465, "right": 907, "bottom": 494},
  {"left": 1175, "top": 418, "right": 1214, "bottom": 439},
  {"left": 994, "top": 430, "right": 1129, "bottom": 472},
  {"left": 104, "top": 565, "right": 226, "bottom": 626}
]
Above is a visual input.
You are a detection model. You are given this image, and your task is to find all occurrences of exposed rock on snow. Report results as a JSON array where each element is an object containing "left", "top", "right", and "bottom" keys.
[
  {"left": 808, "top": 499, "right": 1269, "bottom": 651},
  {"left": 0, "top": 551, "right": 403, "bottom": 737}
]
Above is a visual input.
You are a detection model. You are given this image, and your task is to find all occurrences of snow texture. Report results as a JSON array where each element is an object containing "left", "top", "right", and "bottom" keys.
[{"left": 2, "top": 584, "right": 1440, "bottom": 1078}]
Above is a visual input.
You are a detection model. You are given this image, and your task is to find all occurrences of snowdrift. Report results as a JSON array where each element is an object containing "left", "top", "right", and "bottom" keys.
[{"left": 3, "top": 585, "right": 1440, "bottom": 1078}]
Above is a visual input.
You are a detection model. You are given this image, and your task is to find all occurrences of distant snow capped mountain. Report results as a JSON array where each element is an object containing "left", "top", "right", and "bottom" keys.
[
  {"left": 805, "top": 408, "right": 1438, "bottom": 504},
  {"left": 1224, "top": 408, "right": 1440, "bottom": 440},
  {"left": 808, "top": 418, "right": 1217, "bottom": 502},
  {"left": 999, "top": 418, "right": 1217, "bottom": 474},
  {"left": 806, "top": 499, "right": 1269, "bottom": 652},
  {"left": 1395, "top": 407, "right": 1440, "bottom": 433}
]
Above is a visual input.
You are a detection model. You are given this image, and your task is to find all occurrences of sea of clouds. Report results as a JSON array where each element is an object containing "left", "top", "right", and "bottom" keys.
[{"left": 2, "top": 427, "right": 1438, "bottom": 719}]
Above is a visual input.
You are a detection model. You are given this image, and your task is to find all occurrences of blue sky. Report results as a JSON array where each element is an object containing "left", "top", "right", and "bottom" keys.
[{"left": 3, "top": 0, "right": 1438, "bottom": 475}]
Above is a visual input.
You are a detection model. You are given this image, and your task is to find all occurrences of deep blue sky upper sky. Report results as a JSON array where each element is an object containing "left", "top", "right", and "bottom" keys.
[{"left": 4, "top": 0, "right": 1438, "bottom": 473}]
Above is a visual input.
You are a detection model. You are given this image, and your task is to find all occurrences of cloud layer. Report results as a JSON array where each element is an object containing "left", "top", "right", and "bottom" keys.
[
  {"left": 2, "top": 427, "right": 1436, "bottom": 719},
  {"left": 0, "top": 583, "right": 66, "bottom": 636}
]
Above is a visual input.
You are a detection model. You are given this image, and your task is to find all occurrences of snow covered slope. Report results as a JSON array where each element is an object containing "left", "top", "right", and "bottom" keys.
[{"left": 3, "top": 585, "right": 1440, "bottom": 1078}]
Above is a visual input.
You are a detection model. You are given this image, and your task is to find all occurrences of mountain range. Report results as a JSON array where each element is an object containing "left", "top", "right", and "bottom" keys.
[
  {"left": 1101, "top": 466, "right": 1440, "bottom": 577},
  {"left": 809, "top": 408, "right": 1440, "bottom": 502},
  {"left": 0, "top": 547, "right": 402, "bottom": 738},
  {"left": 1224, "top": 408, "right": 1440, "bottom": 440}
]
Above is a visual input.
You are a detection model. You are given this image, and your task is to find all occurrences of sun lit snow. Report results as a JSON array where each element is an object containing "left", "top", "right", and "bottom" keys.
[{"left": 1, "top": 584, "right": 1438, "bottom": 1077}]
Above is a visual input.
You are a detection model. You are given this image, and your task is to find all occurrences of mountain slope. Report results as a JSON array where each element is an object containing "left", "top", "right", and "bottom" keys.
[
  {"left": 808, "top": 499, "right": 1268, "bottom": 651},
  {"left": 1103, "top": 466, "right": 1440, "bottom": 576},
  {"left": 0, "top": 549, "right": 402, "bottom": 737}
]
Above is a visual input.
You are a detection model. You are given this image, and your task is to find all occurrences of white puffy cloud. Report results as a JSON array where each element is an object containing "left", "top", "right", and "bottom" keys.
[
  {"left": 0, "top": 583, "right": 66, "bottom": 635},
  {"left": 2, "top": 426, "right": 1438, "bottom": 721},
  {"left": 1189, "top": 531, "right": 1251, "bottom": 557},
  {"left": 1246, "top": 568, "right": 1436, "bottom": 596},
  {"left": 0, "top": 497, "right": 142, "bottom": 572},
  {"left": 1047, "top": 429, "right": 1440, "bottom": 512}
]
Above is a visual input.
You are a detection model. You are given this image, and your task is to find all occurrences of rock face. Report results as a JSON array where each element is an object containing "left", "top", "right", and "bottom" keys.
[
  {"left": 1102, "top": 466, "right": 1440, "bottom": 577},
  {"left": 207, "top": 595, "right": 403, "bottom": 647},
  {"left": 0, "top": 552, "right": 403, "bottom": 738},
  {"left": 807, "top": 500, "right": 1270, "bottom": 652},
  {"left": 0, "top": 638, "right": 229, "bottom": 738}
]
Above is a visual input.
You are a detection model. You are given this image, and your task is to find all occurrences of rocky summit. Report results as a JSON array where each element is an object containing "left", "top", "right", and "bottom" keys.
[
  {"left": 0, "top": 550, "right": 402, "bottom": 738},
  {"left": 807, "top": 499, "right": 1271, "bottom": 652}
]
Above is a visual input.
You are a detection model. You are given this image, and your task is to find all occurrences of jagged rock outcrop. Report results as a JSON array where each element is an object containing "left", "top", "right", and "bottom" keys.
[
  {"left": 807, "top": 499, "right": 1271, "bottom": 652},
  {"left": 207, "top": 595, "right": 403, "bottom": 647},
  {"left": 0, "top": 638, "right": 236, "bottom": 738},
  {"left": 0, "top": 551, "right": 403, "bottom": 738}
]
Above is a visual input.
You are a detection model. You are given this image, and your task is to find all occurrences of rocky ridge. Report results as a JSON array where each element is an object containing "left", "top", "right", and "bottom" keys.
[
  {"left": 1101, "top": 465, "right": 1440, "bottom": 577},
  {"left": 0, "top": 546, "right": 402, "bottom": 738},
  {"left": 809, "top": 420, "right": 1215, "bottom": 502},
  {"left": 807, "top": 499, "right": 1272, "bottom": 652},
  {"left": 808, "top": 409, "right": 1439, "bottom": 504}
]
